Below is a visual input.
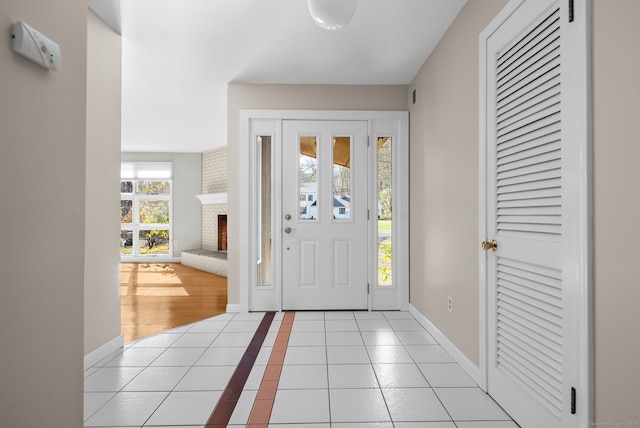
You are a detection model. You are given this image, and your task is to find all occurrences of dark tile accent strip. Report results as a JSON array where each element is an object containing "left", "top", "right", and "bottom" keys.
[
  {"left": 205, "top": 312, "right": 276, "bottom": 428},
  {"left": 246, "top": 311, "right": 295, "bottom": 425}
]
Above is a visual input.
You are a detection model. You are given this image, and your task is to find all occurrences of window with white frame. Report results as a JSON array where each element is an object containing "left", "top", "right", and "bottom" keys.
[{"left": 120, "top": 162, "right": 172, "bottom": 258}]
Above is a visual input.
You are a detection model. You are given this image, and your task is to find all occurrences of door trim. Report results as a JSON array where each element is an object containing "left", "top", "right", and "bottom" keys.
[
  {"left": 239, "top": 110, "right": 409, "bottom": 313},
  {"left": 478, "top": 0, "right": 593, "bottom": 425}
]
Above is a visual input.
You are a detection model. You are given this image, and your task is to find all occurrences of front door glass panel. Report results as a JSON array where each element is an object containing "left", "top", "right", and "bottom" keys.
[
  {"left": 299, "top": 136, "right": 318, "bottom": 221},
  {"left": 332, "top": 136, "right": 352, "bottom": 221}
]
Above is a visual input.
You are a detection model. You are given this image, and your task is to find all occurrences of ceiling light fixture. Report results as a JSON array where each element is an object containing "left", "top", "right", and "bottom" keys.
[{"left": 308, "top": 0, "right": 357, "bottom": 30}]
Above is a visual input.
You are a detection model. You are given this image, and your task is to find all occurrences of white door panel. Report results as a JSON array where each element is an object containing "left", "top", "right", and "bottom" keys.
[
  {"left": 282, "top": 120, "right": 368, "bottom": 310},
  {"left": 299, "top": 240, "right": 318, "bottom": 288},
  {"left": 483, "top": 1, "right": 579, "bottom": 427}
]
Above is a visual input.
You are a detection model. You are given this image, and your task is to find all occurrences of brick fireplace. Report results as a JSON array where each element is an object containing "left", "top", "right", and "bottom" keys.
[{"left": 181, "top": 146, "right": 228, "bottom": 277}]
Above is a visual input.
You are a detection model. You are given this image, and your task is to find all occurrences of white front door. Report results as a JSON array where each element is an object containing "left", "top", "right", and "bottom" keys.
[
  {"left": 483, "top": 1, "right": 584, "bottom": 427},
  {"left": 282, "top": 120, "right": 369, "bottom": 310}
]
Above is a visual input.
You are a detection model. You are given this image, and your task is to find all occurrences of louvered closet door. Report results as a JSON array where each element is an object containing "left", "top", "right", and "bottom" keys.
[{"left": 485, "top": 1, "right": 574, "bottom": 427}]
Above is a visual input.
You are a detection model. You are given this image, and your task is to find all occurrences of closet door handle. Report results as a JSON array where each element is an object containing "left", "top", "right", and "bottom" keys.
[{"left": 481, "top": 240, "right": 498, "bottom": 251}]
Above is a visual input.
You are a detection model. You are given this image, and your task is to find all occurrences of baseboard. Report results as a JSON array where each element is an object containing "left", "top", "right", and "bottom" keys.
[
  {"left": 120, "top": 256, "right": 181, "bottom": 263},
  {"left": 84, "top": 335, "right": 124, "bottom": 370},
  {"left": 226, "top": 303, "right": 241, "bottom": 313},
  {"left": 408, "top": 304, "right": 483, "bottom": 387}
]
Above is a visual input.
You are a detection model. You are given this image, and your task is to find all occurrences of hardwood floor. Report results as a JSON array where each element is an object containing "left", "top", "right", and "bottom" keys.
[{"left": 120, "top": 262, "right": 227, "bottom": 343}]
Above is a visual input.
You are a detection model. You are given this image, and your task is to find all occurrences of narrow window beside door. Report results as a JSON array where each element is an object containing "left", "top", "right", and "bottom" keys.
[
  {"left": 377, "top": 137, "right": 393, "bottom": 287},
  {"left": 256, "top": 136, "right": 272, "bottom": 287}
]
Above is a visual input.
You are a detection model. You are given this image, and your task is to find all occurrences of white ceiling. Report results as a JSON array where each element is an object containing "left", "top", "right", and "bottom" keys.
[{"left": 92, "top": 0, "right": 466, "bottom": 153}]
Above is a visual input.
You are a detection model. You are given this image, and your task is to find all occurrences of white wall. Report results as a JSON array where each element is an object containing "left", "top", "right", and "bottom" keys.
[
  {"left": 85, "top": 9, "right": 122, "bottom": 356},
  {"left": 408, "top": 0, "right": 640, "bottom": 423},
  {"left": 592, "top": 0, "right": 640, "bottom": 423},
  {"left": 0, "top": 1, "right": 87, "bottom": 426},
  {"left": 1, "top": 1, "right": 632, "bottom": 425},
  {"left": 227, "top": 84, "right": 408, "bottom": 304},
  {"left": 408, "top": 0, "right": 508, "bottom": 366},
  {"left": 121, "top": 152, "right": 202, "bottom": 257}
]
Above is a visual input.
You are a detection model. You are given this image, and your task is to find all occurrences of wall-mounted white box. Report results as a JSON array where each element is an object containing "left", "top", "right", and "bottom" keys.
[{"left": 12, "top": 21, "right": 60, "bottom": 71}]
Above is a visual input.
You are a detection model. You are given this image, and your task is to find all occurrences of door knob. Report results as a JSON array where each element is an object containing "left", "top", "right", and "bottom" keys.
[
  {"left": 481, "top": 240, "right": 498, "bottom": 251},
  {"left": 284, "top": 227, "right": 296, "bottom": 234}
]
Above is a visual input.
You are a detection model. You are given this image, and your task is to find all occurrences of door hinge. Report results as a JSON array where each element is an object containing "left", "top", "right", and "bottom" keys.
[
  {"left": 367, "top": 135, "right": 370, "bottom": 147},
  {"left": 367, "top": 209, "right": 370, "bottom": 220},
  {"left": 568, "top": 0, "right": 574, "bottom": 22},
  {"left": 367, "top": 283, "right": 370, "bottom": 294},
  {"left": 571, "top": 387, "right": 576, "bottom": 414}
]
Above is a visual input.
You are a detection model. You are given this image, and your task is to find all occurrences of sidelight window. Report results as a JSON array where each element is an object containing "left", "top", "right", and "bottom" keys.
[{"left": 377, "top": 137, "right": 393, "bottom": 286}]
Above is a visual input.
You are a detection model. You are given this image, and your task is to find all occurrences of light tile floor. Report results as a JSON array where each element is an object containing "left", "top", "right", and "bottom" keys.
[{"left": 84, "top": 311, "right": 519, "bottom": 428}]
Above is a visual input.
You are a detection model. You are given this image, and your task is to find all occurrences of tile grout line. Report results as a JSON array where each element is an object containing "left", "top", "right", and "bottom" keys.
[
  {"left": 205, "top": 311, "right": 276, "bottom": 428},
  {"left": 84, "top": 327, "right": 198, "bottom": 423},
  {"left": 85, "top": 312, "right": 515, "bottom": 427},
  {"left": 368, "top": 313, "right": 398, "bottom": 425},
  {"left": 385, "top": 313, "right": 460, "bottom": 426},
  {"left": 323, "top": 312, "right": 332, "bottom": 427},
  {"left": 246, "top": 311, "right": 295, "bottom": 426},
  {"left": 84, "top": 319, "right": 212, "bottom": 424}
]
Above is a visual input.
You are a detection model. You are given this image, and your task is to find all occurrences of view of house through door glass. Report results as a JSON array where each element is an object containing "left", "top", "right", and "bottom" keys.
[
  {"left": 120, "top": 162, "right": 172, "bottom": 258},
  {"left": 283, "top": 121, "right": 368, "bottom": 310}
]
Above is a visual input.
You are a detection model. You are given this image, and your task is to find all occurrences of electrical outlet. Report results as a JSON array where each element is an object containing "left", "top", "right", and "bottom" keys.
[{"left": 448, "top": 296, "right": 453, "bottom": 312}]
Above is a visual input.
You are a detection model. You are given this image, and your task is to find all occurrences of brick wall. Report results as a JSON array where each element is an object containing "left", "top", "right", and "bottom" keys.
[{"left": 202, "top": 146, "right": 227, "bottom": 251}]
